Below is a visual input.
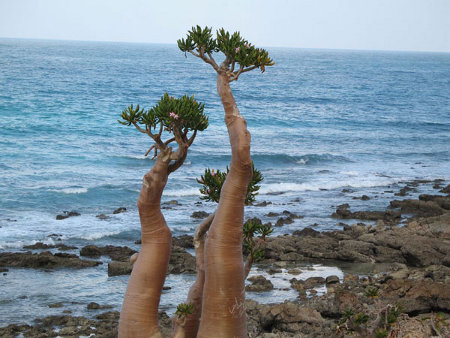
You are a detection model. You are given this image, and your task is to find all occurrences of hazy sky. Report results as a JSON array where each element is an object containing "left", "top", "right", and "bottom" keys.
[{"left": 1, "top": 0, "right": 449, "bottom": 52}]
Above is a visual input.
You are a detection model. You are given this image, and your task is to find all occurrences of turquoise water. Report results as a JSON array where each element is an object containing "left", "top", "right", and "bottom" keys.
[{"left": 0, "top": 38, "right": 449, "bottom": 324}]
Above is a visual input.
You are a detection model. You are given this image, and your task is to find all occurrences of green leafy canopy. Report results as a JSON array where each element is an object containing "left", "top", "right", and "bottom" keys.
[
  {"left": 196, "top": 162, "right": 263, "bottom": 205},
  {"left": 119, "top": 93, "right": 209, "bottom": 135},
  {"left": 178, "top": 25, "right": 274, "bottom": 72}
]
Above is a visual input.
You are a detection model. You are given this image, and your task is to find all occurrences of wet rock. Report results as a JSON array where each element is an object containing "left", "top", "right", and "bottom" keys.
[
  {"left": 325, "top": 275, "right": 340, "bottom": 285},
  {"left": 0, "top": 251, "right": 101, "bottom": 269},
  {"left": 172, "top": 234, "right": 194, "bottom": 249},
  {"left": 275, "top": 217, "right": 294, "bottom": 227},
  {"left": 108, "top": 261, "right": 132, "bottom": 276},
  {"left": 246, "top": 275, "right": 274, "bottom": 292},
  {"left": 389, "top": 198, "right": 445, "bottom": 217},
  {"left": 395, "top": 186, "right": 416, "bottom": 196},
  {"left": 48, "top": 302, "right": 63, "bottom": 308},
  {"left": 190, "top": 211, "right": 209, "bottom": 219},
  {"left": 440, "top": 184, "right": 450, "bottom": 194},
  {"left": 87, "top": 302, "right": 112, "bottom": 310},
  {"left": 332, "top": 205, "right": 401, "bottom": 223},
  {"left": 293, "top": 227, "right": 320, "bottom": 237},
  {"left": 80, "top": 245, "right": 136, "bottom": 261},
  {"left": 168, "top": 246, "right": 196, "bottom": 274},
  {"left": 56, "top": 211, "right": 80, "bottom": 220},
  {"left": 254, "top": 201, "right": 272, "bottom": 207},
  {"left": 80, "top": 245, "right": 102, "bottom": 257},
  {"left": 113, "top": 207, "right": 127, "bottom": 214},
  {"left": 23, "top": 242, "right": 77, "bottom": 251},
  {"left": 266, "top": 212, "right": 280, "bottom": 217},
  {"left": 96, "top": 213, "right": 110, "bottom": 220},
  {"left": 303, "top": 277, "right": 326, "bottom": 289}
]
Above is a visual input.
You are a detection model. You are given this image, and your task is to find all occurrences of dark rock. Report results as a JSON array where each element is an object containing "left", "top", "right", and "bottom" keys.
[
  {"left": 190, "top": 211, "right": 209, "bottom": 219},
  {"left": 113, "top": 207, "right": 127, "bottom": 214},
  {"left": 440, "top": 184, "right": 450, "bottom": 194},
  {"left": 353, "top": 195, "right": 371, "bottom": 200},
  {"left": 96, "top": 214, "right": 110, "bottom": 220},
  {"left": 246, "top": 275, "right": 274, "bottom": 292},
  {"left": 390, "top": 199, "right": 445, "bottom": 217},
  {"left": 87, "top": 302, "right": 100, "bottom": 309},
  {"left": 168, "top": 246, "right": 196, "bottom": 274},
  {"left": 0, "top": 251, "right": 101, "bottom": 269},
  {"left": 275, "top": 217, "right": 294, "bottom": 227},
  {"left": 23, "top": 242, "right": 77, "bottom": 251},
  {"left": 303, "top": 277, "right": 326, "bottom": 289},
  {"left": 80, "top": 245, "right": 136, "bottom": 261},
  {"left": 325, "top": 275, "right": 340, "bottom": 285},
  {"left": 172, "top": 235, "right": 194, "bottom": 249},
  {"left": 108, "top": 261, "right": 132, "bottom": 277},
  {"left": 266, "top": 212, "right": 280, "bottom": 217},
  {"left": 254, "top": 201, "right": 272, "bottom": 207},
  {"left": 48, "top": 302, "right": 63, "bottom": 308},
  {"left": 56, "top": 211, "right": 80, "bottom": 220},
  {"left": 395, "top": 186, "right": 416, "bottom": 196},
  {"left": 293, "top": 227, "right": 320, "bottom": 237}
]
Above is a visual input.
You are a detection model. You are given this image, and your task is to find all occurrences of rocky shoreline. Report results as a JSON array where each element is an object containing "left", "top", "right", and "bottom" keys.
[{"left": 1, "top": 182, "right": 449, "bottom": 337}]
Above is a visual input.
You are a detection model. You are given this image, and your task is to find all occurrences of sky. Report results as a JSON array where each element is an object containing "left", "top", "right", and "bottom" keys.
[{"left": 0, "top": 0, "right": 449, "bottom": 52}]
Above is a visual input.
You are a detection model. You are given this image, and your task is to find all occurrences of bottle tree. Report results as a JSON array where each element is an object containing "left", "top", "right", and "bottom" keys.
[
  {"left": 177, "top": 26, "right": 274, "bottom": 337},
  {"left": 118, "top": 93, "right": 208, "bottom": 337},
  {"left": 173, "top": 166, "right": 272, "bottom": 337}
]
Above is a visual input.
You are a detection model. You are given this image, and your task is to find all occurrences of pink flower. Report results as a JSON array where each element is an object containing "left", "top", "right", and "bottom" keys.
[
  {"left": 206, "top": 189, "right": 211, "bottom": 194},
  {"left": 245, "top": 43, "right": 250, "bottom": 48},
  {"left": 211, "top": 169, "right": 215, "bottom": 176},
  {"left": 169, "top": 112, "right": 179, "bottom": 120},
  {"left": 235, "top": 47, "right": 240, "bottom": 53}
]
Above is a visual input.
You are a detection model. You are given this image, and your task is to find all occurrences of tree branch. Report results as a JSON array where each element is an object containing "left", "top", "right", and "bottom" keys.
[
  {"left": 229, "top": 65, "right": 259, "bottom": 82},
  {"left": 187, "top": 129, "right": 197, "bottom": 146},
  {"left": 164, "top": 137, "right": 176, "bottom": 146},
  {"left": 131, "top": 121, "right": 147, "bottom": 134},
  {"left": 198, "top": 49, "right": 219, "bottom": 72},
  {"left": 194, "top": 212, "right": 215, "bottom": 246},
  {"left": 144, "top": 145, "right": 155, "bottom": 157}
]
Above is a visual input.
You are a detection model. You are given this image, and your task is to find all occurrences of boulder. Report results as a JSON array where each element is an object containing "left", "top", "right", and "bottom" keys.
[
  {"left": 0, "top": 251, "right": 101, "bottom": 269},
  {"left": 246, "top": 275, "right": 274, "bottom": 292},
  {"left": 113, "top": 207, "right": 127, "bottom": 214},
  {"left": 56, "top": 211, "right": 80, "bottom": 220},
  {"left": 190, "top": 211, "right": 209, "bottom": 219}
]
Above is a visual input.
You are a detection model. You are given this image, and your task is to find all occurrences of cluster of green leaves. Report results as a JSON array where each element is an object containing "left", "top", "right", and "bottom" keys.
[
  {"left": 178, "top": 25, "right": 274, "bottom": 72},
  {"left": 177, "top": 25, "right": 216, "bottom": 54},
  {"left": 119, "top": 93, "right": 208, "bottom": 134},
  {"left": 364, "top": 286, "right": 379, "bottom": 298},
  {"left": 386, "top": 304, "right": 403, "bottom": 325},
  {"left": 243, "top": 218, "right": 273, "bottom": 262},
  {"left": 196, "top": 162, "right": 263, "bottom": 205},
  {"left": 175, "top": 302, "right": 194, "bottom": 319},
  {"left": 375, "top": 328, "right": 388, "bottom": 338}
]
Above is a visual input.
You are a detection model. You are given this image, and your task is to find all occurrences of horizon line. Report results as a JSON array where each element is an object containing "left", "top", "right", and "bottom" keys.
[{"left": 1, "top": 35, "right": 449, "bottom": 55}]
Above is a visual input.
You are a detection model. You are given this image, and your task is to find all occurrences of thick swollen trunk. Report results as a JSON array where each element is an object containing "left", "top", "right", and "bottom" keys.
[
  {"left": 197, "top": 74, "right": 253, "bottom": 338},
  {"left": 173, "top": 213, "right": 215, "bottom": 338},
  {"left": 119, "top": 154, "right": 172, "bottom": 338}
]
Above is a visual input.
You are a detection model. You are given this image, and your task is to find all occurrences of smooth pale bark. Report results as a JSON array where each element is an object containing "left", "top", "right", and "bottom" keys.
[
  {"left": 173, "top": 213, "right": 215, "bottom": 338},
  {"left": 119, "top": 152, "right": 172, "bottom": 338},
  {"left": 197, "top": 74, "right": 253, "bottom": 338}
]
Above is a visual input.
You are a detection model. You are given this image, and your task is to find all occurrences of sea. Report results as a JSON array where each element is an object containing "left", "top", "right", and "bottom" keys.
[{"left": 0, "top": 38, "right": 449, "bottom": 326}]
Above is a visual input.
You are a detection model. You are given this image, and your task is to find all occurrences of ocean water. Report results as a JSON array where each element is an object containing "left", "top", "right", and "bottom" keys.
[{"left": 0, "top": 38, "right": 449, "bottom": 325}]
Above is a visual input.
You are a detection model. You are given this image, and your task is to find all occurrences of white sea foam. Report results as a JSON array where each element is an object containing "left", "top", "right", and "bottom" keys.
[
  {"left": 79, "top": 230, "right": 123, "bottom": 241},
  {"left": 52, "top": 187, "right": 89, "bottom": 194},
  {"left": 260, "top": 177, "right": 397, "bottom": 194},
  {"left": 164, "top": 188, "right": 200, "bottom": 197}
]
